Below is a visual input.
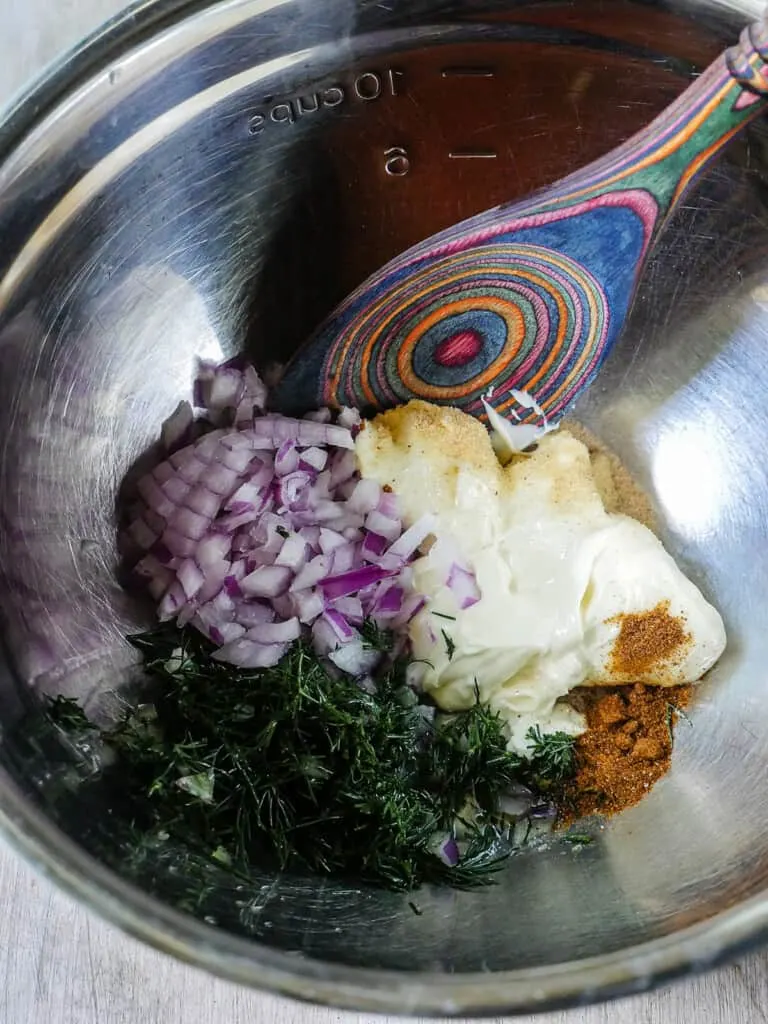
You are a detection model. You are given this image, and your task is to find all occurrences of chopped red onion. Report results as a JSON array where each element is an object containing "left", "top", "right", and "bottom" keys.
[
  {"left": 373, "top": 584, "right": 404, "bottom": 616},
  {"left": 233, "top": 602, "right": 274, "bottom": 627},
  {"left": 328, "top": 639, "right": 380, "bottom": 677},
  {"left": 248, "top": 617, "right": 301, "bottom": 644},
  {"left": 292, "top": 589, "right": 325, "bottom": 624},
  {"left": 123, "top": 359, "right": 463, "bottom": 679},
  {"left": 275, "top": 535, "right": 309, "bottom": 571},
  {"left": 324, "top": 609, "right": 357, "bottom": 643},
  {"left": 240, "top": 564, "right": 293, "bottom": 598},
  {"left": 161, "top": 475, "right": 191, "bottom": 506},
  {"left": 331, "top": 595, "right": 363, "bottom": 624},
  {"left": 446, "top": 563, "right": 481, "bottom": 610},
  {"left": 346, "top": 478, "right": 381, "bottom": 515},
  {"left": 320, "top": 565, "right": 398, "bottom": 602},
  {"left": 433, "top": 835, "right": 460, "bottom": 868},
  {"left": 364, "top": 510, "right": 401, "bottom": 543},
  {"left": 387, "top": 514, "right": 436, "bottom": 561},
  {"left": 290, "top": 554, "right": 333, "bottom": 592},
  {"left": 212, "top": 637, "right": 288, "bottom": 669},
  {"left": 176, "top": 558, "right": 206, "bottom": 600},
  {"left": 275, "top": 440, "right": 300, "bottom": 476},
  {"left": 299, "top": 446, "right": 327, "bottom": 472},
  {"left": 337, "top": 407, "right": 362, "bottom": 431}
]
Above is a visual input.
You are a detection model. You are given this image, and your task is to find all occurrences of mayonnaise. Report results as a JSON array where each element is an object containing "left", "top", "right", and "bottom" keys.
[{"left": 355, "top": 401, "right": 726, "bottom": 756}]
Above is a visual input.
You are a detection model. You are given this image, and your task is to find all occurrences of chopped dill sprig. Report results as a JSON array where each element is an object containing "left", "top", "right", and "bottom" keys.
[
  {"left": 564, "top": 833, "right": 593, "bottom": 846},
  {"left": 524, "top": 725, "right": 577, "bottom": 784},
  {"left": 441, "top": 629, "right": 456, "bottom": 661},
  {"left": 665, "top": 701, "right": 693, "bottom": 746}
]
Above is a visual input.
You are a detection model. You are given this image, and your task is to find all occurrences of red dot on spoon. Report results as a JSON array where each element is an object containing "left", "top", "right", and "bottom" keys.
[{"left": 433, "top": 329, "right": 483, "bottom": 367}]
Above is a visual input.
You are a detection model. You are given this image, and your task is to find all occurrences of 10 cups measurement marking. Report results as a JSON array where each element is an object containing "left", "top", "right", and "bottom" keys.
[{"left": 247, "top": 68, "right": 409, "bottom": 174}]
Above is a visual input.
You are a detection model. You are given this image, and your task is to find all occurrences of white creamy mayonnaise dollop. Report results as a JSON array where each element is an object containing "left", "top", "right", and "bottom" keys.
[{"left": 355, "top": 401, "right": 726, "bottom": 755}]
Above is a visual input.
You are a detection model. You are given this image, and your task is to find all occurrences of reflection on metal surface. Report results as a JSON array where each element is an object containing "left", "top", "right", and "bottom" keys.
[
  {"left": 652, "top": 418, "right": 732, "bottom": 538},
  {"left": 0, "top": 0, "right": 767, "bottom": 1016}
]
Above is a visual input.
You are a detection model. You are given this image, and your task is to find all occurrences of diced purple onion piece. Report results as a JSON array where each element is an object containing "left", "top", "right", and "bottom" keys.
[
  {"left": 323, "top": 609, "right": 357, "bottom": 643},
  {"left": 329, "top": 450, "right": 358, "bottom": 487},
  {"left": 291, "top": 554, "right": 333, "bottom": 592},
  {"left": 328, "top": 640, "right": 381, "bottom": 678},
  {"left": 212, "top": 638, "right": 288, "bottom": 669},
  {"left": 247, "top": 617, "right": 301, "bottom": 644},
  {"left": 311, "top": 615, "right": 340, "bottom": 657},
  {"left": 161, "top": 528, "right": 199, "bottom": 559},
  {"left": 233, "top": 601, "right": 275, "bottom": 627},
  {"left": 336, "top": 406, "right": 362, "bottom": 430},
  {"left": 160, "top": 474, "right": 191, "bottom": 506},
  {"left": 291, "top": 588, "right": 325, "bottom": 624},
  {"left": 361, "top": 531, "right": 387, "bottom": 561},
  {"left": 195, "top": 533, "right": 231, "bottom": 567},
  {"left": 240, "top": 564, "right": 293, "bottom": 598},
  {"left": 392, "top": 593, "right": 428, "bottom": 629},
  {"left": 320, "top": 565, "right": 399, "bottom": 602},
  {"left": 275, "top": 534, "right": 309, "bottom": 571},
  {"left": 373, "top": 584, "right": 404, "bottom": 616},
  {"left": 299, "top": 446, "right": 327, "bottom": 472},
  {"left": 364, "top": 510, "right": 401, "bottom": 543},
  {"left": 275, "top": 440, "right": 300, "bottom": 476},
  {"left": 169, "top": 506, "right": 212, "bottom": 542},
  {"left": 158, "top": 581, "right": 186, "bottom": 621},
  {"left": 218, "top": 444, "right": 255, "bottom": 474},
  {"left": 387, "top": 514, "right": 436, "bottom": 561},
  {"left": 329, "top": 544, "right": 356, "bottom": 575},
  {"left": 347, "top": 478, "right": 381, "bottom": 515},
  {"left": 330, "top": 595, "right": 364, "bottom": 625},
  {"left": 446, "top": 562, "right": 481, "bottom": 610},
  {"left": 318, "top": 528, "right": 347, "bottom": 555},
  {"left": 185, "top": 485, "right": 223, "bottom": 519},
  {"left": 136, "top": 474, "right": 176, "bottom": 520},
  {"left": 377, "top": 490, "right": 400, "bottom": 519},
  {"left": 434, "top": 835, "right": 460, "bottom": 868}
]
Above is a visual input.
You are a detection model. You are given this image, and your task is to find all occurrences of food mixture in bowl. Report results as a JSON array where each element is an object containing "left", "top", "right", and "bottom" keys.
[{"left": 49, "top": 359, "right": 725, "bottom": 891}]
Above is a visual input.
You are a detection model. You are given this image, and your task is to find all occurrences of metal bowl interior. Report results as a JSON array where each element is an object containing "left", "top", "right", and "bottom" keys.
[{"left": 1, "top": 0, "right": 768, "bottom": 1015}]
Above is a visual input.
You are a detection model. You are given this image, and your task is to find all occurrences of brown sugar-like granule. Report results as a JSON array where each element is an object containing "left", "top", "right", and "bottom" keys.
[
  {"left": 559, "top": 683, "right": 692, "bottom": 822},
  {"left": 562, "top": 420, "right": 657, "bottom": 531},
  {"left": 608, "top": 600, "right": 692, "bottom": 679}
]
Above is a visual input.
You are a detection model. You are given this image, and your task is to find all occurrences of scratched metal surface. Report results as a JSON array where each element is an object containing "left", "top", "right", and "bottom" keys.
[{"left": 2, "top": 0, "right": 768, "bottom": 1019}]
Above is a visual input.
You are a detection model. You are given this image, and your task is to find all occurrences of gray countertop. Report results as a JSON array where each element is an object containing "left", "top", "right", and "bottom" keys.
[{"left": 1, "top": 1, "right": 767, "bottom": 1021}]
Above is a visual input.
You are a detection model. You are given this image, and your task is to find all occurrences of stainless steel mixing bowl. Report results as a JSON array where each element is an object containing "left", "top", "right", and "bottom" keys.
[{"left": 1, "top": 0, "right": 768, "bottom": 1015}]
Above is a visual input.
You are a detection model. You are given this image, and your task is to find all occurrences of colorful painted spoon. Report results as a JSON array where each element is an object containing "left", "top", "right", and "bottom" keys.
[{"left": 272, "top": 19, "right": 768, "bottom": 424}]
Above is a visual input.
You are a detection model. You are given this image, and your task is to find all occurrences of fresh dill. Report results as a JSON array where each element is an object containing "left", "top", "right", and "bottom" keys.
[
  {"left": 431, "top": 612, "right": 457, "bottom": 622},
  {"left": 46, "top": 624, "right": 580, "bottom": 894},
  {"left": 441, "top": 629, "right": 456, "bottom": 661},
  {"left": 665, "top": 701, "right": 693, "bottom": 746},
  {"left": 524, "top": 725, "right": 577, "bottom": 785}
]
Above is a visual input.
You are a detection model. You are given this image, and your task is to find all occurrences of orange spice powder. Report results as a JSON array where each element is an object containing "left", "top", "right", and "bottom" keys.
[
  {"left": 559, "top": 683, "right": 692, "bottom": 822},
  {"left": 608, "top": 600, "right": 692, "bottom": 679}
]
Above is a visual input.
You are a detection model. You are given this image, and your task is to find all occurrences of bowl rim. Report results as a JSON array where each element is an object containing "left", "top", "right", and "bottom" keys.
[{"left": 1, "top": 0, "right": 767, "bottom": 1015}]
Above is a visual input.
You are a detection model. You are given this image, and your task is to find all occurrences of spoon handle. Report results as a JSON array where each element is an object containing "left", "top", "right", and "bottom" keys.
[{"left": 273, "top": 19, "right": 768, "bottom": 420}]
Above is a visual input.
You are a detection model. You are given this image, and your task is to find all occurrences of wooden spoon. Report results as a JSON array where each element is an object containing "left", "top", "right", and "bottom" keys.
[{"left": 272, "top": 18, "right": 768, "bottom": 423}]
